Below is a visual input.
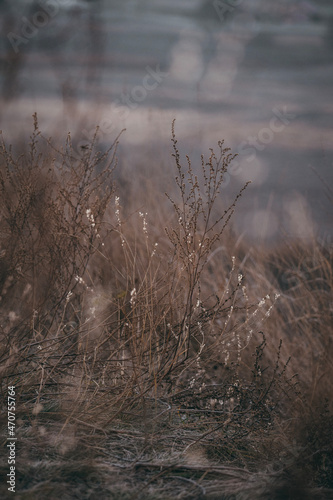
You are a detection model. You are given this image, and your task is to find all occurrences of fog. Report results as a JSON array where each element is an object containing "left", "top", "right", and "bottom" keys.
[{"left": 1, "top": 0, "right": 332, "bottom": 242}]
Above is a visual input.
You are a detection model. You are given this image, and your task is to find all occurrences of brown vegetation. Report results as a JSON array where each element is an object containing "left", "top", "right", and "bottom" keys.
[{"left": 0, "top": 117, "right": 332, "bottom": 499}]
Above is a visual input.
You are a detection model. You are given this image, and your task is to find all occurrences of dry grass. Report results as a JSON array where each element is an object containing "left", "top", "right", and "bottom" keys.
[{"left": 0, "top": 117, "right": 332, "bottom": 499}]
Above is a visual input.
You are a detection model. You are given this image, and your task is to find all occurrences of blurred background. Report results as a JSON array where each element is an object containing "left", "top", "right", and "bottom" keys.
[{"left": 0, "top": 0, "right": 332, "bottom": 244}]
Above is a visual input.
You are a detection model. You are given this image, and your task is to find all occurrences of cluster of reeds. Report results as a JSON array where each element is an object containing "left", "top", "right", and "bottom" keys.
[{"left": 0, "top": 117, "right": 332, "bottom": 499}]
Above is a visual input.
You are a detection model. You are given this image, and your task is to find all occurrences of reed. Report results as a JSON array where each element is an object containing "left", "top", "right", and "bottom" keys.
[{"left": 0, "top": 117, "right": 332, "bottom": 499}]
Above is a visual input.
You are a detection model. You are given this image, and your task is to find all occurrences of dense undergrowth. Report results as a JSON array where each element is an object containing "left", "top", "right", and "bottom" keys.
[{"left": 0, "top": 117, "right": 332, "bottom": 499}]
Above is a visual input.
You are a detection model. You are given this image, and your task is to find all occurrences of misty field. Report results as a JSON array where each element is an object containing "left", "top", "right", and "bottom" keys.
[{"left": 0, "top": 118, "right": 332, "bottom": 499}]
